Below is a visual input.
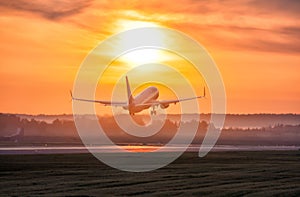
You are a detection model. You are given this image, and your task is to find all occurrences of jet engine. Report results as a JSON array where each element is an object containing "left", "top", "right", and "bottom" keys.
[{"left": 160, "top": 104, "right": 169, "bottom": 109}]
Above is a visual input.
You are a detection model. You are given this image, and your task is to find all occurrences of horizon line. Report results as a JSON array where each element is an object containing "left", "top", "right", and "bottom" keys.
[{"left": 2, "top": 112, "right": 300, "bottom": 116}]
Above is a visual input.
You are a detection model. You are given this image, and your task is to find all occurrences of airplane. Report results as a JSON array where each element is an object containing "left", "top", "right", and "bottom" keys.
[
  {"left": 0, "top": 127, "right": 24, "bottom": 142},
  {"left": 71, "top": 76, "right": 205, "bottom": 115}
]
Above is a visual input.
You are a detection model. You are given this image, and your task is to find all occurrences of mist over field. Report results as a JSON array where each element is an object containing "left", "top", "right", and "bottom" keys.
[{"left": 1, "top": 113, "right": 299, "bottom": 147}]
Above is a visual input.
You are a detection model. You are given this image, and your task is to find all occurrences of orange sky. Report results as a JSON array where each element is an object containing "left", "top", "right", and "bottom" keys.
[{"left": 0, "top": 0, "right": 299, "bottom": 114}]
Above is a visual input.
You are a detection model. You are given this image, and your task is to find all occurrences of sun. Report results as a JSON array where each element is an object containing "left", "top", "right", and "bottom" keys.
[
  {"left": 119, "top": 48, "right": 160, "bottom": 65},
  {"left": 111, "top": 19, "right": 167, "bottom": 65}
]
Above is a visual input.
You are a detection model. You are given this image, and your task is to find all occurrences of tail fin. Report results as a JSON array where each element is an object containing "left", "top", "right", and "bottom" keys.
[{"left": 125, "top": 76, "right": 133, "bottom": 104}]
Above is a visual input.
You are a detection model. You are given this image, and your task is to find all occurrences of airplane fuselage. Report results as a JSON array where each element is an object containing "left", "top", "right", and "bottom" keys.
[
  {"left": 0, "top": 128, "right": 24, "bottom": 142},
  {"left": 125, "top": 86, "right": 159, "bottom": 114}
]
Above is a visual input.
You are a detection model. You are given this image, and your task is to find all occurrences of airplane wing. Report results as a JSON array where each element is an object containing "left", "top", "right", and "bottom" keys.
[
  {"left": 158, "top": 95, "right": 205, "bottom": 105},
  {"left": 136, "top": 87, "right": 206, "bottom": 107},
  {"left": 70, "top": 91, "right": 127, "bottom": 107}
]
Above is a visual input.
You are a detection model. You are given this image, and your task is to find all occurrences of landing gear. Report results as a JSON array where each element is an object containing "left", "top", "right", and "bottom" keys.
[
  {"left": 150, "top": 111, "right": 157, "bottom": 115},
  {"left": 150, "top": 106, "right": 157, "bottom": 115}
]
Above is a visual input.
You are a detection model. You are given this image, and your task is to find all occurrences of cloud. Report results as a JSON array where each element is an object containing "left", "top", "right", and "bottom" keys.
[
  {"left": 0, "top": 0, "right": 92, "bottom": 20},
  {"left": 206, "top": 25, "right": 300, "bottom": 54},
  {"left": 152, "top": 0, "right": 300, "bottom": 54},
  {"left": 248, "top": 0, "right": 300, "bottom": 17},
  {"left": 1, "top": 0, "right": 299, "bottom": 54}
]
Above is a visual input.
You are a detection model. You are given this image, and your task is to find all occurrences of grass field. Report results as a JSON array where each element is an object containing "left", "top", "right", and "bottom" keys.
[{"left": 0, "top": 151, "right": 299, "bottom": 196}]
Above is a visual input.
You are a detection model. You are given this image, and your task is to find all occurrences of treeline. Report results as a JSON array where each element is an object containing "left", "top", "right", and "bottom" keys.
[
  {"left": 0, "top": 114, "right": 76, "bottom": 137},
  {"left": 13, "top": 113, "right": 300, "bottom": 128},
  {"left": 0, "top": 113, "right": 299, "bottom": 146},
  {"left": 223, "top": 124, "right": 300, "bottom": 133}
]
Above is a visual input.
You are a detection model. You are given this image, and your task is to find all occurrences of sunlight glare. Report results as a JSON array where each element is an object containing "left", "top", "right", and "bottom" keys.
[
  {"left": 117, "top": 19, "right": 160, "bottom": 31},
  {"left": 120, "top": 48, "right": 161, "bottom": 65},
  {"left": 110, "top": 19, "right": 169, "bottom": 65}
]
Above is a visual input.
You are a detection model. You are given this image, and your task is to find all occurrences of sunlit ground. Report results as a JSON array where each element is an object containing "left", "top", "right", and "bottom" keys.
[{"left": 122, "top": 145, "right": 161, "bottom": 152}]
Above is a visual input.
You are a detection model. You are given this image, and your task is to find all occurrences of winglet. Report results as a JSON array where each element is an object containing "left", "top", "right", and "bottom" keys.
[{"left": 70, "top": 90, "right": 74, "bottom": 100}]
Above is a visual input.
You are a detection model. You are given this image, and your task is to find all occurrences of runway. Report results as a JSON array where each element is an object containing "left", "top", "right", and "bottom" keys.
[{"left": 0, "top": 145, "right": 299, "bottom": 155}]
